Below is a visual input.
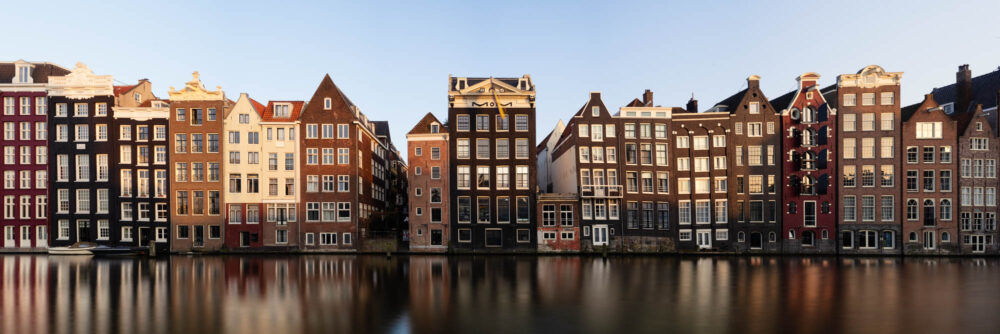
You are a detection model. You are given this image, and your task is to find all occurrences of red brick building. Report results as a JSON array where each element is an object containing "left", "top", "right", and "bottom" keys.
[
  {"left": 407, "top": 113, "right": 449, "bottom": 252},
  {"left": 901, "top": 94, "right": 959, "bottom": 254},
  {"left": 772, "top": 73, "right": 838, "bottom": 254},
  {"left": 536, "top": 193, "right": 579, "bottom": 252}
]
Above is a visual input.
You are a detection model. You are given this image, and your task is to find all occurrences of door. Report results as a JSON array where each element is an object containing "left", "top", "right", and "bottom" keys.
[
  {"left": 19, "top": 226, "right": 30, "bottom": 248},
  {"left": 430, "top": 230, "right": 442, "bottom": 246},
  {"left": 194, "top": 226, "right": 205, "bottom": 247},
  {"left": 77, "top": 221, "right": 91, "bottom": 242},
  {"left": 923, "top": 231, "right": 935, "bottom": 249},
  {"left": 139, "top": 227, "right": 151, "bottom": 247},
  {"left": 240, "top": 232, "right": 250, "bottom": 247},
  {"left": 592, "top": 225, "right": 608, "bottom": 246},
  {"left": 972, "top": 235, "right": 986, "bottom": 253},
  {"left": 3, "top": 226, "right": 13, "bottom": 248},
  {"left": 696, "top": 230, "right": 712, "bottom": 249},
  {"left": 750, "top": 232, "right": 763, "bottom": 249},
  {"left": 36, "top": 226, "right": 47, "bottom": 248}
]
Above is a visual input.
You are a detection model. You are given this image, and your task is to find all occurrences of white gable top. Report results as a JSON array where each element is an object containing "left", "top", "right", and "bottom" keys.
[{"left": 47, "top": 62, "right": 114, "bottom": 99}]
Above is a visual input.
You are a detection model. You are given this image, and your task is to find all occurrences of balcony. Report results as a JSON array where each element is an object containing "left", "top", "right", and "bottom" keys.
[{"left": 581, "top": 184, "right": 623, "bottom": 198}]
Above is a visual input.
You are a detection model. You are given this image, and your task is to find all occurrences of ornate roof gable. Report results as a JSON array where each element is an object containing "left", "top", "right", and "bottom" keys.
[
  {"left": 47, "top": 62, "right": 113, "bottom": 99},
  {"left": 168, "top": 71, "right": 225, "bottom": 101}
]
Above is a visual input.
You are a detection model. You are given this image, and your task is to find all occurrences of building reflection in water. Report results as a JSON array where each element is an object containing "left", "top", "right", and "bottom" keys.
[{"left": 1, "top": 255, "right": 1000, "bottom": 333}]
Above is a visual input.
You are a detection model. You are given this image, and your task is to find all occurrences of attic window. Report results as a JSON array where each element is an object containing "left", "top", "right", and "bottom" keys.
[
  {"left": 430, "top": 123, "right": 439, "bottom": 133},
  {"left": 134, "top": 93, "right": 141, "bottom": 103},
  {"left": 592, "top": 106, "right": 600, "bottom": 117},
  {"left": 977, "top": 122, "right": 983, "bottom": 131},
  {"left": 479, "top": 88, "right": 486, "bottom": 93},
  {"left": 324, "top": 98, "right": 332, "bottom": 110},
  {"left": 275, "top": 104, "right": 291, "bottom": 118},
  {"left": 15, "top": 65, "right": 30, "bottom": 83}
]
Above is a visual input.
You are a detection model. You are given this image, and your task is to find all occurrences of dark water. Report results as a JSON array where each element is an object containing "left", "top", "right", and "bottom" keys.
[{"left": 2, "top": 255, "right": 1000, "bottom": 334}]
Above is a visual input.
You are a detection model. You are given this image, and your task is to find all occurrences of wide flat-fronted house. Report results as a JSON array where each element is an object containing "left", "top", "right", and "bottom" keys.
[
  {"left": 709, "top": 75, "right": 782, "bottom": 253},
  {"left": 223, "top": 93, "right": 266, "bottom": 249},
  {"left": 448, "top": 75, "right": 537, "bottom": 251},
  {"left": 0, "top": 60, "right": 67, "bottom": 250},
  {"left": 298, "top": 74, "right": 388, "bottom": 251},
  {"left": 48, "top": 63, "right": 118, "bottom": 247},
  {"left": 407, "top": 113, "right": 449, "bottom": 252},
  {"left": 113, "top": 90, "right": 171, "bottom": 253},
  {"left": 168, "top": 72, "right": 229, "bottom": 252},
  {"left": 836, "top": 65, "right": 903, "bottom": 255}
]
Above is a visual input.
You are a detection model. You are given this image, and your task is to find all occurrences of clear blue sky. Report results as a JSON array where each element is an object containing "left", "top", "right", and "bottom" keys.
[{"left": 4, "top": 1, "right": 999, "bottom": 161}]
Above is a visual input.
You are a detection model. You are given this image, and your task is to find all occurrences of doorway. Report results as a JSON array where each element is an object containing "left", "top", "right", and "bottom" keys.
[
  {"left": 240, "top": 232, "right": 250, "bottom": 247},
  {"left": 592, "top": 225, "right": 608, "bottom": 246},
  {"left": 750, "top": 232, "right": 763, "bottom": 249},
  {"left": 194, "top": 226, "right": 205, "bottom": 247},
  {"left": 971, "top": 235, "right": 986, "bottom": 253},
  {"left": 77, "top": 221, "right": 91, "bottom": 242},
  {"left": 19, "top": 226, "right": 30, "bottom": 248},
  {"left": 696, "top": 230, "right": 712, "bottom": 249},
  {"left": 139, "top": 227, "right": 151, "bottom": 247}
]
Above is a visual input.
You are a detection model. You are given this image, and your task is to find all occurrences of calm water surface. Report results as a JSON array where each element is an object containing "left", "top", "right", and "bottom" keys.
[{"left": 1, "top": 255, "right": 1000, "bottom": 334}]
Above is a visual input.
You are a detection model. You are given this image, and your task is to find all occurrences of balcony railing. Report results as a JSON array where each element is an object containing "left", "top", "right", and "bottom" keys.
[{"left": 581, "top": 184, "right": 624, "bottom": 198}]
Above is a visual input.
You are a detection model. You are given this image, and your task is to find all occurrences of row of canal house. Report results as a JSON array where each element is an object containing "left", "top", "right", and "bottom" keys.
[
  {"left": 525, "top": 64, "right": 1000, "bottom": 254},
  {"left": 0, "top": 60, "right": 407, "bottom": 253}
]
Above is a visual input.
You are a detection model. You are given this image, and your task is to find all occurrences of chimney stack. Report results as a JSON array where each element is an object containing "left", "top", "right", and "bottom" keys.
[
  {"left": 643, "top": 89, "right": 653, "bottom": 107},
  {"left": 748, "top": 74, "right": 761, "bottom": 88},
  {"left": 957, "top": 64, "right": 972, "bottom": 114},
  {"left": 687, "top": 95, "right": 698, "bottom": 113}
]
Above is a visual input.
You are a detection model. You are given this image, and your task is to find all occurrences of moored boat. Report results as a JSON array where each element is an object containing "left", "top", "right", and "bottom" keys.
[{"left": 48, "top": 242, "right": 98, "bottom": 255}]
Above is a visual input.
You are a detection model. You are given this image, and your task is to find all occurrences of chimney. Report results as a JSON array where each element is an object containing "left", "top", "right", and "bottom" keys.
[
  {"left": 748, "top": 74, "right": 760, "bottom": 88},
  {"left": 643, "top": 89, "right": 653, "bottom": 107},
  {"left": 957, "top": 64, "right": 972, "bottom": 114},
  {"left": 687, "top": 95, "right": 698, "bottom": 113}
]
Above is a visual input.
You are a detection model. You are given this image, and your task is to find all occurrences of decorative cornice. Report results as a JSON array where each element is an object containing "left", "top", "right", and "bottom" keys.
[
  {"left": 47, "top": 62, "right": 114, "bottom": 99},
  {"left": 168, "top": 71, "right": 225, "bottom": 101},
  {"left": 838, "top": 65, "right": 902, "bottom": 88}
]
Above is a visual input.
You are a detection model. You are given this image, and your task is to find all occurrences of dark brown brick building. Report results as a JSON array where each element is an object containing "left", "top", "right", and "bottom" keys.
[
  {"left": 836, "top": 65, "right": 903, "bottom": 254},
  {"left": 448, "top": 75, "right": 536, "bottom": 251},
  {"left": 671, "top": 105, "right": 730, "bottom": 251},
  {"left": 709, "top": 75, "right": 781, "bottom": 253}
]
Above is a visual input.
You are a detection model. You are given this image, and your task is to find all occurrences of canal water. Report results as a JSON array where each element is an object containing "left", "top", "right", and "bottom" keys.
[{"left": 1, "top": 255, "right": 999, "bottom": 334}]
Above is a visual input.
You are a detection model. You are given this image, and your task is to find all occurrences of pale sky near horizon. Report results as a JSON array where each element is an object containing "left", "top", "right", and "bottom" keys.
[{"left": 3, "top": 0, "right": 999, "bottom": 161}]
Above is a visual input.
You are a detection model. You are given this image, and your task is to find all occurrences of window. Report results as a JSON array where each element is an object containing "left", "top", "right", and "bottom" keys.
[
  {"left": 880, "top": 92, "right": 894, "bottom": 105},
  {"left": 940, "top": 170, "right": 952, "bottom": 192},
  {"left": 939, "top": 146, "right": 952, "bottom": 163},
  {"left": 915, "top": 122, "right": 943, "bottom": 139},
  {"left": 923, "top": 146, "right": 935, "bottom": 163},
  {"left": 515, "top": 139, "right": 529, "bottom": 159},
  {"left": 515, "top": 115, "right": 528, "bottom": 131},
  {"left": 881, "top": 137, "right": 894, "bottom": 158},
  {"left": 843, "top": 114, "right": 856, "bottom": 132},
  {"left": 748, "top": 123, "right": 762, "bottom": 137},
  {"left": 881, "top": 165, "right": 894, "bottom": 187}
]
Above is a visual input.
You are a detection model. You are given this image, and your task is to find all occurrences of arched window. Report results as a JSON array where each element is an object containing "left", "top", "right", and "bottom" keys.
[
  {"left": 940, "top": 199, "right": 952, "bottom": 221},
  {"left": 802, "top": 128, "right": 816, "bottom": 146},
  {"left": 906, "top": 199, "right": 918, "bottom": 220},
  {"left": 802, "top": 151, "right": 816, "bottom": 170},
  {"left": 801, "top": 176, "right": 816, "bottom": 195},
  {"left": 942, "top": 232, "right": 951, "bottom": 243},
  {"left": 769, "top": 232, "right": 776, "bottom": 242},
  {"left": 803, "top": 107, "right": 816, "bottom": 123},
  {"left": 923, "top": 199, "right": 936, "bottom": 226},
  {"left": 738, "top": 231, "right": 746, "bottom": 242},
  {"left": 788, "top": 230, "right": 795, "bottom": 239}
]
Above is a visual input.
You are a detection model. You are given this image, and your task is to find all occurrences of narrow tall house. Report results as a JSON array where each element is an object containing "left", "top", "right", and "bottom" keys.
[
  {"left": 222, "top": 93, "right": 266, "bottom": 249},
  {"left": 671, "top": 100, "right": 730, "bottom": 251},
  {"left": 0, "top": 60, "right": 67, "bottom": 250},
  {"left": 298, "top": 74, "right": 388, "bottom": 251},
  {"left": 710, "top": 75, "right": 781, "bottom": 253},
  {"left": 773, "top": 73, "right": 838, "bottom": 254},
  {"left": 260, "top": 100, "right": 304, "bottom": 249},
  {"left": 836, "top": 65, "right": 903, "bottom": 254},
  {"left": 618, "top": 91, "right": 674, "bottom": 251},
  {"left": 448, "top": 75, "right": 536, "bottom": 251},
  {"left": 546, "top": 92, "right": 625, "bottom": 251},
  {"left": 48, "top": 63, "right": 118, "bottom": 247},
  {"left": 901, "top": 94, "right": 959, "bottom": 254},
  {"left": 168, "top": 72, "right": 228, "bottom": 252},
  {"left": 113, "top": 81, "right": 170, "bottom": 252},
  {"left": 407, "top": 113, "right": 449, "bottom": 252},
  {"left": 927, "top": 64, "right": 1000, "bottom": 254}
]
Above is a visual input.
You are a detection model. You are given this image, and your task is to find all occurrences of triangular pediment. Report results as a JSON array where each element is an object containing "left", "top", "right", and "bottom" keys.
[{"left": 460, "top": 77, "right": 524, "bottom": 95}]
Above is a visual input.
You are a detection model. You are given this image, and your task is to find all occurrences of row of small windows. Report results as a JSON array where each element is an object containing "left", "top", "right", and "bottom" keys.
[
  {"left": 455, "top": 114, "right": 529, "bottom": 132},
  {"left": 456, "top": 138, "right": 531, "bottom": 159},
  {"left": 455, "top": 166, "right": 530, "bottom": 190},
  {"left": 842, "top": 92, "right": 895, "bottom": 107},
  {"left": 456, "top": 196, "right": 531, "bottom": 224}
]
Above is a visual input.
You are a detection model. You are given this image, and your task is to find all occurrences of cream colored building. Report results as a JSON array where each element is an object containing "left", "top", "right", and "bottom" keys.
[
  {"left": 259, "top": 100, "right": 303, "bottom": 247},
  {"left": 222, "top": 93, "right": 265, "bottom": 247}
]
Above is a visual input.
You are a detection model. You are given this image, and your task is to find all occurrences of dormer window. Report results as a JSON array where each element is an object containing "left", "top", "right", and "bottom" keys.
[
  {"left": 134, "top": 93, "right": 141, "bottom": 103},
  {"left": 14, "top": 64, "right": 31, "bottom": 84},
  {"left": 802, "top": 107, "right": 816, "bottom": 123},
  {"left": 324, "top": 98, "right": 332, "bottom": 110},
  {"left": 275, "top": 104, "right": 291, "bottom": 118},
  {"left": 430, "top": 123, "right": 440, "bottom": 133},
  {"left": 942, "top": 103, "right": 954, "bottom": 114}
]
